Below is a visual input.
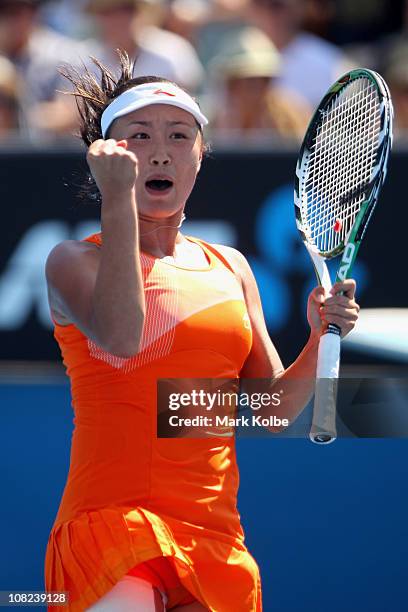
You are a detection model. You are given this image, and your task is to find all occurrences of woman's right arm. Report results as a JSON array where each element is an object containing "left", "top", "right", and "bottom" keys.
[{"left": 45, "top": 138, "right": 145, "bottom": 357}]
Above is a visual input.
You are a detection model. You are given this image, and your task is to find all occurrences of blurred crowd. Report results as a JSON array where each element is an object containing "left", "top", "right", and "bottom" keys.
[{"left": 1, "top": 0, "right": 408, "bottom": 144}]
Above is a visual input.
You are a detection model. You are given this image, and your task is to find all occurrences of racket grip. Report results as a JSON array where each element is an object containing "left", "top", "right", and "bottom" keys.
[{"left": 310, "top": 330, "right": 341, "bottom": 444}]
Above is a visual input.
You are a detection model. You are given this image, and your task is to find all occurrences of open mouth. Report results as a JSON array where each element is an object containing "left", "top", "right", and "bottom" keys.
[{"left": 145, "top": 179, "right": 174, "bottom": 193}]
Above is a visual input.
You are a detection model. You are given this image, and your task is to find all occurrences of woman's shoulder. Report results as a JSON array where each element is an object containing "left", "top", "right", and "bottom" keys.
[
  {"left": 209, "top": 243, "right": 248, "bottom": 268},
  {"left": 206, "top": 242, "right": 253, "bottom": 284},
  {"left": 45, "top": 239, "right": 101, "bottom": 327},
  {"left": 46, "top": 239, "right": 100, "bottom": 277},
  {"left": 45, "top": 240, "right": 100, "bottom": 285}
]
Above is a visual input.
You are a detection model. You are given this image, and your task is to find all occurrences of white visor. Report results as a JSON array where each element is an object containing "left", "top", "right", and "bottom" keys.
[{"left": 101, "top": 82, "right": 208, "bottom": 138}]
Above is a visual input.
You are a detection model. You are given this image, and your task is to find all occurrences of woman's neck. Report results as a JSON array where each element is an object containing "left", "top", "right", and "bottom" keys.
[{"left": 138, "top": 211, "right": 185, "bottom": 258}]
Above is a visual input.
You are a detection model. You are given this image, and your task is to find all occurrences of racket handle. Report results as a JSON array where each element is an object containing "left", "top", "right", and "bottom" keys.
[{"left": 310, "top": 328, "right": 341, "bottom": 444}]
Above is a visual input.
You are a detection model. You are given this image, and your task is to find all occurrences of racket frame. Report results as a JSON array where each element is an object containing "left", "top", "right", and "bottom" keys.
[
  {"left": 293, "top": 68, "right": 393, "bottom": 444},
  {"left": 295, "top": 68, "right": 393, "bottom": 266}
]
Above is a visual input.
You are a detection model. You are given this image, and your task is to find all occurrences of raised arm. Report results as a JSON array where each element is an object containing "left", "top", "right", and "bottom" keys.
[
  {"left": 45, "top": 138, "right": 145, "bottom": 357},
  {"left": 215, "top": 245, "right": 359, "bottom": 430}
]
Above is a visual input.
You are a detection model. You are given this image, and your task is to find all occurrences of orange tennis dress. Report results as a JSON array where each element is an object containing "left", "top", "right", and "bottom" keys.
[{"left": 44, "top": 233, "right": 262, "bottom": 611}]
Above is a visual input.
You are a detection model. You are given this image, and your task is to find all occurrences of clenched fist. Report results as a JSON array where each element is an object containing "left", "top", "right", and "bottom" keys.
[{"left": 87, "top": 139, "right": 138, "bottom": 198}]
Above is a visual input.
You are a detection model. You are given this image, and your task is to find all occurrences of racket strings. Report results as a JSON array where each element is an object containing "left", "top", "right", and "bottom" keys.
[
  {"left": 310, "top": 83, "right": 378, "bottom": 247},
  {"left": 308, "top": 81, "right": 379, "bottom": 251},
  {"left": 303, "top": 77, "right": 381, "bottom": 253}
]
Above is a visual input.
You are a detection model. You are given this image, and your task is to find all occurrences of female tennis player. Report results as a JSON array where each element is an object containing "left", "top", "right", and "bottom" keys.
[{"left": 44, "top": 52, "right": 359, "bottom": 612}]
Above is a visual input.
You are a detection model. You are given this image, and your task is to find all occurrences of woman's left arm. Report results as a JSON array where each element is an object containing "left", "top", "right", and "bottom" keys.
[{"left": 215, "top": 245, "right": 360, "bottom": 429}]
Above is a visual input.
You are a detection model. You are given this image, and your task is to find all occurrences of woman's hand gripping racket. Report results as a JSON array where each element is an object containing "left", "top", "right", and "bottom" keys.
[{"left": 294, "top": 68, "right": 394, "bottom": 444}]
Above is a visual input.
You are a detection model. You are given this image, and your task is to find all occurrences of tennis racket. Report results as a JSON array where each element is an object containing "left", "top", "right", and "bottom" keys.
[{"left": 294, "top": 68, "right": 393, "bottom": 444}]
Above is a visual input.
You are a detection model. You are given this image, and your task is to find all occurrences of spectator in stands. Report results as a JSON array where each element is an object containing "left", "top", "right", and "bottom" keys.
[
  {"left": 302, "top": 0, "right": 336, "bottom": 39},
  {"left": 206, "top": 26, "right": 311, "bottom": 140},
  {"left": 83, "top": 0, "right": 204, "bottom": 92},
  {"left": 0, "top": 54, "right": 21, "bottom": 135},
  {"left": 165, "top": 0, "right": 252, "bottom": 70},
  {"left": 0, "top": 0, "right": 87, "bottom": 137},
  {"left": 247, "top": 0, "right": 354, "bottom": 107},
  {"left": 161, "top": 0, "right": 211, "bottom": 45},
  {"left": 39, "top": 0, "right": 93, "bottom": 39}
]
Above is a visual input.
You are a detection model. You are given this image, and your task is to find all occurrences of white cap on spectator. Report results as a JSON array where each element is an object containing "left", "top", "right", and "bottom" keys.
[
  {"left": 209, "top": 27, "right": 281, "bottom": 80},
  {"left": 101, "top": 82, "right": 208, "bottom": 137}
]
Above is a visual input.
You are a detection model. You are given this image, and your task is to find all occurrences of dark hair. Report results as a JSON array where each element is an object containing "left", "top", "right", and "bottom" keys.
[{"left": 60, "top": 50, "right": 209, "bottom": 203}]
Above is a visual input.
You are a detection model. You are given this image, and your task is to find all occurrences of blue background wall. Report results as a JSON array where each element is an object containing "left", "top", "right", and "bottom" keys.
[{"left": 1, "top": 381, "right": 407, "bottom": 611}]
